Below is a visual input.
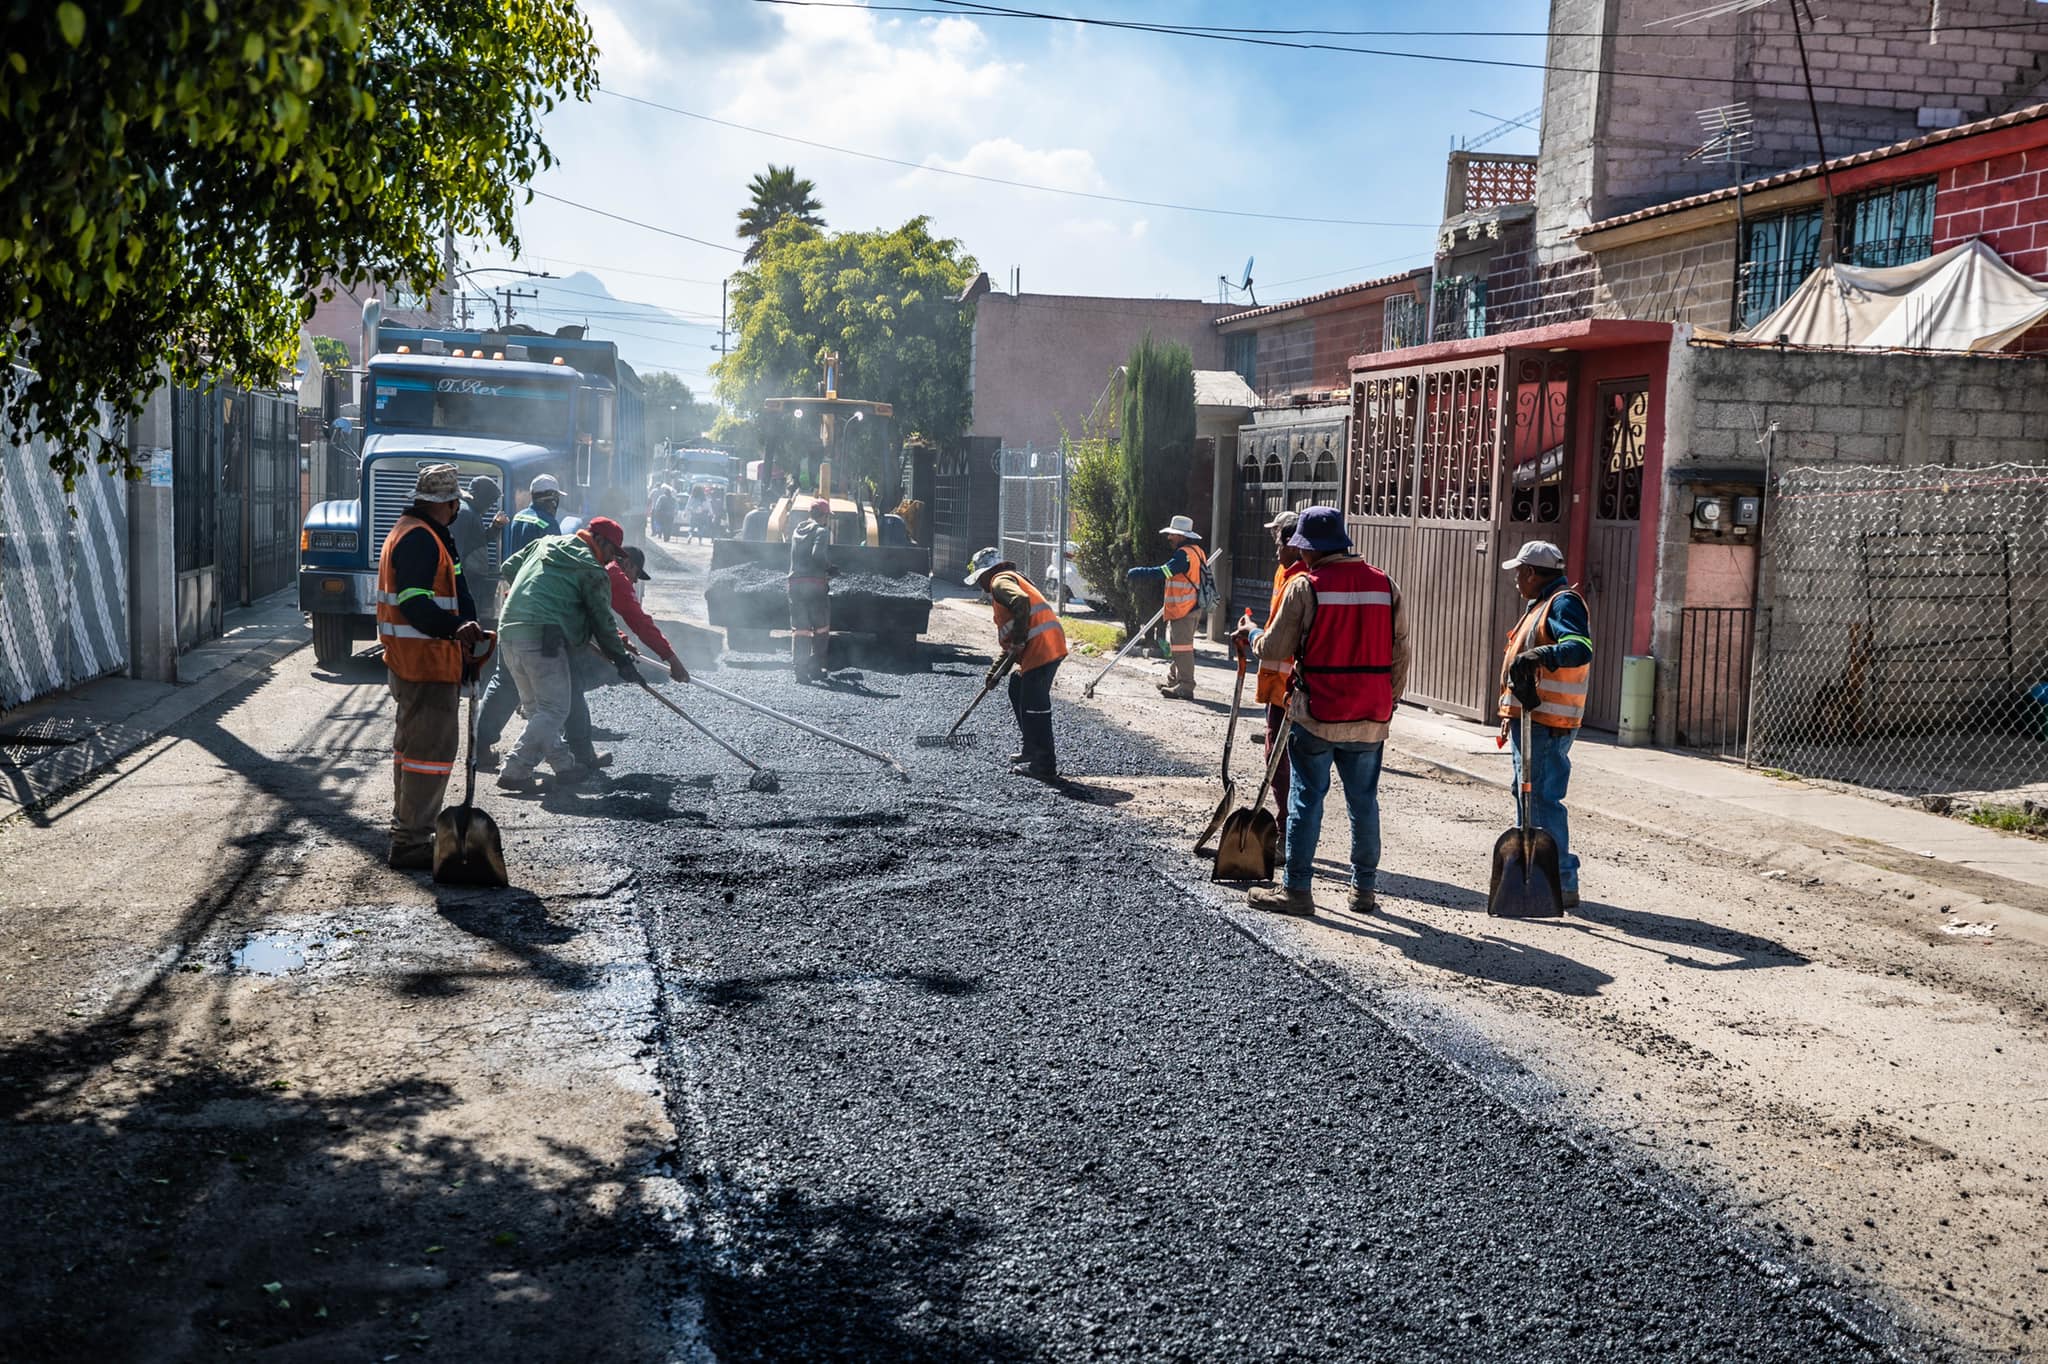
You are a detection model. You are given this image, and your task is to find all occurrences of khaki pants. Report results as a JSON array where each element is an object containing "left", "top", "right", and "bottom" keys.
[
  {"left": 389, "top": 675, "right": 460, "bottom": 854},
  {"left": 501, "top": 638, "right": 578, "bottom": 778},
  {"left": 789, "top": 584, "right": 830, "bottom": 676},
  {"left": 1164, "top": 613, "right": 1197, "bottom": 694}
]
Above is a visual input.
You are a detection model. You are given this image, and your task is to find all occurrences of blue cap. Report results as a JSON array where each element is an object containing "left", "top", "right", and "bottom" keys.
[{"left": 1288, "top": 505, "right": 1351, "bottom": 553}]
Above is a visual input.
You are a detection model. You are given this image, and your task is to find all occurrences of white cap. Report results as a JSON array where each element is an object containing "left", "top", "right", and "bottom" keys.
[
  {"left": 1502, "top": 540, "right": 1565, "bottom": 571},
  {"left": 530, "top": 474, "right": 562, "bottom": 496}
]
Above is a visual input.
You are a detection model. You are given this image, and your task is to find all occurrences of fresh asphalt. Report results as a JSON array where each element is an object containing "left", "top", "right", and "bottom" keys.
[{"left": 558, "top": 643, "right": 1918, "bottom": 1364}]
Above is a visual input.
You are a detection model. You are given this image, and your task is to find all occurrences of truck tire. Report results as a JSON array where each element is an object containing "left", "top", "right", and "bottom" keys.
[{"left": 312, "top": 612, "right": 353, "bottom": 669}]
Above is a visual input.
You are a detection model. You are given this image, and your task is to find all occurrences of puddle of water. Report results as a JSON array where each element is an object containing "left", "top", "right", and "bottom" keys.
[{"left": 231, "top": 931, "right": 342, "bottom": 975}]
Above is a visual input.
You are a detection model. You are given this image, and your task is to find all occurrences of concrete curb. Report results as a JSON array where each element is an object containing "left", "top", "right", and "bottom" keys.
[{"left": 0, "top": 630, "right": 309, "bottom": 824}]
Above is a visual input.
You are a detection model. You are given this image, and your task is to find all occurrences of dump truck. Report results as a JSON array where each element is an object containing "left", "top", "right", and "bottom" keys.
[{"left": 703, "top": 459, "right": 932, "bottom": 655}]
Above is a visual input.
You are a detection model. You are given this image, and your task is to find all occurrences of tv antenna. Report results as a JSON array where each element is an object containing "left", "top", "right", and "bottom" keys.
[
  {"left": 1460, "top": 106, "right": 1541, "bottom": 151},
  {"left": 1686, "top": 101, "right": 1755, "bottom": 163},
  {"left": 1218, "top": 256, "right": 1256, "bottom": 307}
]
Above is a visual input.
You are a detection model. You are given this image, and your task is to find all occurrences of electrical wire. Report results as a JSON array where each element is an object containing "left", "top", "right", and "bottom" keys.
[
  {"left": 528, "top": 189, "right": 746, "bottom": 253},
  {"left": 597, "top": 91, "right": 1437, "bottom": 228}
]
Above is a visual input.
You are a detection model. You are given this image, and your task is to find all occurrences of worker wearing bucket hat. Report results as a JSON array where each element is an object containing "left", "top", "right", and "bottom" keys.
[
  {"left": 788, "top": 498, "right": 835, "bottom": 682},
  {"left": 1125, "top": 514, "right": 1209, "bottom": 699}
]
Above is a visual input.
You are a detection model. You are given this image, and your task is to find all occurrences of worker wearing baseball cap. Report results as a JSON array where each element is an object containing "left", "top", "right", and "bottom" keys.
[
  {"left": 563, "top": 542, "right": 691, "bottom": 769},
  {"left": 492, "top": 513, "right": 639, "bottom": 791},
  {"left": 508, "top": 474, "right": 564, "bottom": 556},
  {"left": 1255, "top": 509, "right": 1309, "bottom": 845},
  {"left": 1499, "top": 539, "right": 1593, "bottom": 908},
  {"left": 787, "top": 498, "right": 835, "bottom": 682},
  {"left": 376, "top": 463, "right": 485, "bottom": 869},
  {"left": 475, "top": 472, "right": 567, "bottom": 756}
]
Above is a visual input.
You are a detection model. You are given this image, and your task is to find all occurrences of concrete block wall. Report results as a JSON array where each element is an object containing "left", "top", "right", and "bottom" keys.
[
  {"left": 1588, "top": 225, "right": 1738, "bottom": 329},
  {"left": 1254, "top": 322, "right": 1316, "bottom": 404}
]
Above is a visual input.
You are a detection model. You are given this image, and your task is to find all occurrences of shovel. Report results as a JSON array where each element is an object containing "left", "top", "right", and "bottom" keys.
[
  {"left": 1212, "top": 712, "right": 1290, "bottom": 882},
  {"left": 688, "top": 675, "right": 910, "bottom": 780},
  {"left": 1080, "top": 606, "right": 1166, "bottom": 699},
  {"left": 1487, "top": 707, "right": 1564, "bottom": 918},
  {"left": 1193, "top": 627, "right": 1252, "bottom": 854},
  {"left": 433, "top": 682, "right": 510, "bottom": 887},
  {"left": 635, "top": 678, "right": 782, "bottom": 792},
  {"left": 917, "top": 647, "right": 1019, "bottom": 748}
]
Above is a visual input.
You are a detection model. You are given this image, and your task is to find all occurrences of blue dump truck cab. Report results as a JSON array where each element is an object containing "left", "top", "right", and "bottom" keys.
[{"left": 300, "top": 317, "right": 645, "bottom": 667}]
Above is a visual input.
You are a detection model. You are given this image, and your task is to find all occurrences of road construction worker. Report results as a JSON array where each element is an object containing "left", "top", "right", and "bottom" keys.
[
  {"left": 494, "top": 515, "right": 639, "bottom": 791},
  {"left": 788, "top": 498, "right": 834, "bottom": 682},
  {"left": 1234, "top": 506, "right": 1408, "bottom": 917},
  {"left": 475, "top": 473, "right": 566, "bottom": 761},
  {"left": 450, "top": 475, "right": 508, "bottom": 629},
  {"left": 1500, "top": 540, "right": 1594, "bottom": 909},
  {"left": 1255, "top": 509, "right": 1309, "bottom": 847},
  {"left": 564, "top": 542, "right": 692, "bottom": 769},
  {"left": 1125, "top": 514, "right": 1207, "bottom": 699},
  {"left": 965, "top": 547, "right": 1069, "bottom": 780},
  {"left": 375, "top": 463, "right": 485, "bottom": 870}
]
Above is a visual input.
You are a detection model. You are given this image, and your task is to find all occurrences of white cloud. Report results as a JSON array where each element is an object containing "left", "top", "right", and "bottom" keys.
[{"left": 914, "top": 139, "right": 1107, "bottom": 195}]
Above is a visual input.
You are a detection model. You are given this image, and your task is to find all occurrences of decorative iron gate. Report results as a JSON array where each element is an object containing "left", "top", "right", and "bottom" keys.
[
  {"left": 1584, "top": 379, "right": 1649, "bottom": 731},
  {"left": 1229, "top": 413, "right": 1343, "bottom": 624}
]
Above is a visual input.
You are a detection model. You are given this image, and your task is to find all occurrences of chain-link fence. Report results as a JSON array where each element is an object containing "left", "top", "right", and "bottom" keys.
[
  {"left": 1749, "top": 463, "right": 2048, "bottom": 802},
  {"left": 997, "top": 446, "right": 1070, "bottom": 604}
]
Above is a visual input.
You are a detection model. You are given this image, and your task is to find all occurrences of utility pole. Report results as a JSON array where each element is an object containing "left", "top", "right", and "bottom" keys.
[
  {"left": 496, "top": 285, "right": 539, "bottom": 327},
  {"left": 720, "top": 278, "right": 729, "bottom": 356}
]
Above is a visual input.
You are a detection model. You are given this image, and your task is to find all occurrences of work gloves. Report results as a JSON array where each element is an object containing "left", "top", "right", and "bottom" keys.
[
  {"left": 1509, "top": 649, "right": 1546, "bottom": 711},
  {"left": 667, "top": 657, "right": 690, "bottom": 684},
  {"left": 615, "top": 656, "right": 641, "bottom": 685}
]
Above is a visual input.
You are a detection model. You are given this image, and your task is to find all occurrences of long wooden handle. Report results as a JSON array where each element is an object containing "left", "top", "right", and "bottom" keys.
[
  {"left": 1082, "top": 605, "right": 1167, "bottom": 696},
  {"left": 637, "top": 679, "right": 765, "bottom": 774},
  {"left": 689, "top": 676, "right": 908, "bottom": 778}
]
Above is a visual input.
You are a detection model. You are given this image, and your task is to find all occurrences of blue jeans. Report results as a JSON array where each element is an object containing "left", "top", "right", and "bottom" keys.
[
  {"left": 1283, "top": 726, "right": 1384, "bottom": 893},
  {"left": 1510, "top": 721, "right": 1580, "bottom": 891}
]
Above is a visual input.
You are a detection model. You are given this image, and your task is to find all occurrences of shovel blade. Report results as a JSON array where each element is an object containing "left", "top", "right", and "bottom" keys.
[
  {"left": 1211, "top": 807, "right": 1277, "bottom": 882},
  {"left": 1486, "top": 827, "right": 1563, "bottom": 918},
  {"left": 1193, "top": 778, "right": 1236, "bottom": 854},
  {"left": 432, "top": 806, "right": 510, "bottom": 887}
]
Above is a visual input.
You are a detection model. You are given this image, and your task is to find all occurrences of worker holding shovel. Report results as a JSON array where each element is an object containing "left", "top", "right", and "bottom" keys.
[
  {"left": 1255, "top": 509, "right": 1310, "bottom": 857},
  {"left": 965, "top": 548, "right": 1068, "bottom": 779},
  {"left": 1232, "top": 507, "right": 1408, "bottom": 916},
  {"left": 1498, "top": 541, "right": 1594, "bottom": 909}
]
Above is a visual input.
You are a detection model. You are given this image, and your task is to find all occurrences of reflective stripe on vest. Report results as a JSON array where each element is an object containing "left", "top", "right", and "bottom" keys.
[
  {"left": 1162, "top": 544, "right": 1207, "bottom": 620},
  {"left": 376, "top": 515, "right": 463, "bottom": 683},
  {"left": 1255, "top": 561, "right": 1305, "bottom": 706},
  {"left": 991, "top": 571, "right": 1069, "bottom": 672},
  {"left": 1497, "top": 586, "right": 1591, "bottom": 730},
  {"left": 1296, "top": 559, "right": 1396, "bottom": 725}
]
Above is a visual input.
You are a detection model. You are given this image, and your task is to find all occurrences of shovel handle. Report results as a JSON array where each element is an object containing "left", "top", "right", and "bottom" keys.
[
  {"left": 637, "top": 678, "right": 768, "bottom": 776},
  {"left": 689, "top": 676, "right": 908, "bottom": 779},
  {"left": 1081, "top": 605, "right": 1166, "bottom": 698}
]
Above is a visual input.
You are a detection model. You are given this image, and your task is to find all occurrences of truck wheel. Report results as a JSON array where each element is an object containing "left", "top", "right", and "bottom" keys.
[{"left": 312, "top": 612, "right": 353, "bottom": 668}]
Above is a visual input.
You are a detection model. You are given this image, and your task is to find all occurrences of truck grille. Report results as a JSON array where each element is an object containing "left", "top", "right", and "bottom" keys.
[{"left": 367, "top": 460, "right": 502, "bottom": 574}]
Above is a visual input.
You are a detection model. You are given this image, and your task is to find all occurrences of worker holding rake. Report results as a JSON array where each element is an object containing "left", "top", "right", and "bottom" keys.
[{"left": 966, "top": 548, "right": 1068, "bottom": 780}]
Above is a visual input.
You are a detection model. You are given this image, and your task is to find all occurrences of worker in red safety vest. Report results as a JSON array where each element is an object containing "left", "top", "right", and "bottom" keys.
[
  {"left": 1254, "top": 509, "right": 1309, "bottom": 849},
  {"left": 1234, "top": 506, "right": 1408, "bottom": 917},
  {"left": 375, "top": 463, "right": 487, "bottom": 870},
  {"left": 1499, "top": 539, "right": 1594, "bottom": 908},
  {"left": 1125, "top": 513, "right": 1208, "bottom": 699},
  {"left": 966, "top": 547, "right": 1070, "bottom": 779}
]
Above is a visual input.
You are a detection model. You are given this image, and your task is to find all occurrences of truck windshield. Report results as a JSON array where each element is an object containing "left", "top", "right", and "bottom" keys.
[{"left": 370, "top": 371, "right": 575, "bottom": 442}]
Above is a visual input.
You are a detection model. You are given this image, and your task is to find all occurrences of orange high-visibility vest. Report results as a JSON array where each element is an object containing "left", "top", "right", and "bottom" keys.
[
  {"left": 1498, "top": 586, "right": 1590, "bottom": 730},
  {"left": 1162, "top": 544, "right": 1207, "bottom": 621},
  {"left": 376, "top": 514, "right": 463, "bottom": 684},
  {"left": 1255, "top": 560, "right": 1306, "bottom": 706},
  {"left": 991, "top": 570, "right": 1068, "bottom": 672}
]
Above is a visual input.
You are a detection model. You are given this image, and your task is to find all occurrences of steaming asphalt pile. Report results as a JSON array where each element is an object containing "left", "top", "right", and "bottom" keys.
[
  {"left": 587, "top": 660, "right": 1902, "bottom": 1362},
  {"left": 704, "top": 563, "right": 932, "bottom": 638}
]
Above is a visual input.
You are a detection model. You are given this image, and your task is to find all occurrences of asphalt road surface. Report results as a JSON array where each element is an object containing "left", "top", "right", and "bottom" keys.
[{"left": 564, "top": 642, "right": 1913, "bottom": 1363}]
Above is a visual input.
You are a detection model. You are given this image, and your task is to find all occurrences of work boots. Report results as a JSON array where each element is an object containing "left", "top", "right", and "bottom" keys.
[{"left": 1246, "top": 885, "right": 1315, "bottom": 916}]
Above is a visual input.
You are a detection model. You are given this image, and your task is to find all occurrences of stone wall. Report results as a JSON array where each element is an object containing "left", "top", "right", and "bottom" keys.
[{"left": 1587, "top": 224, "right": 1738, "bottom": 331}]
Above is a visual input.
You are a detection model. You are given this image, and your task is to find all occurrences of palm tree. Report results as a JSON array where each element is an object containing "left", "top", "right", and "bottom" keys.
[{"left": 735, "top": 165, "right": 825, "bottom": 263}]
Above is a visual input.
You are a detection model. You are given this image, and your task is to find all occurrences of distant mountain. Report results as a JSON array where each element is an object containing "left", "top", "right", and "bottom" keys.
[{"left": 505, "top": 271, "right": 721, "bottom": 385}]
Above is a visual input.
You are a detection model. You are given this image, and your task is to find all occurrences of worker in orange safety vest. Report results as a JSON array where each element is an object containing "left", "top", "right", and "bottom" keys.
[
  {"left": 966, "top": 547, "right": 1069, "bottom": 779},
  {"left": 1254, "top": 509, "right": 1309, "bottom": 847},
  {"left": 376, "top": 463, "right": 486, "bottom": 871},
  {"left": 1499, "top": 539, "right": 1594, "bottom": 908},
  {"left": 1125, "top": 513, "right": 1208, "bottom": 699}
]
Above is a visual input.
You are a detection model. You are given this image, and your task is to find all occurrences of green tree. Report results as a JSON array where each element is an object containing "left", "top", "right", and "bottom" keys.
[
  {"left": 310, "top": 336, "right": 352, "bottom": 371},
  {"left": 716, "top": 216, "right": 977, "bottom": 486},
  {"left": 643, "top": 370, "right": 716, "bottom": 446},
  {"left": 1067, "top": 436, "right": 1139, "bottom": 627},
  {"left": 1120, "top": 334, "right": 1196, "bottom": 558},
  {"left": 1, "top": 0, "right": 596, "bottom": 487},
  {"left": 734, "top": 165, "right": 824, "bottom": 264}
]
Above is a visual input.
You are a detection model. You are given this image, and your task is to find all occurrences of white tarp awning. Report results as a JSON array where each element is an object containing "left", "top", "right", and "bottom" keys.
[{"left": 1735, "top": 239, "right": 2048, "bottom": 351}]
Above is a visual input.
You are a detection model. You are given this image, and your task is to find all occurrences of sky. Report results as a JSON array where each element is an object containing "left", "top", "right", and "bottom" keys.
[{"left": 466, "top": 0, "right": 1550, "bottom": 390}]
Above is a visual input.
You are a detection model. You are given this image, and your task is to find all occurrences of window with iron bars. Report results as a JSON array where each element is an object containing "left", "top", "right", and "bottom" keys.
[
  {"left": 1225, "top": 331, "right": 1256, "bottom": 389},
  {"left": 1838, "top": 179, "right": 1935, "bottom": 270},
  {"left": 1738, "top": 206, "right": 1823, "bottom": 328},
  {"left": 1381, "top": 292, "right": 1424, "bottom": 351},
  {"left": 1431, "top": 275, "right": 1486, "bottom": 342}
]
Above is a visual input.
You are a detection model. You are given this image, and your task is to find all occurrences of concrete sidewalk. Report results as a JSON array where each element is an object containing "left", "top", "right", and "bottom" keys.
[
  {"left": 1387, "top": 701, "right": 2048, "bottom": 911},
  {"left": 0, "top": 590, "right": 309, "bottom": 822}
]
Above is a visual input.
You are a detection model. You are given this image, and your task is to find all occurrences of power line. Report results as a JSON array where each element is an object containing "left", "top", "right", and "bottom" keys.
[
  {"left": 759, "top": 0, "right": 2048, "bottom": 42},
  {"left": 501, "top": 254, "right": 728, "bottom": 287},
  {"left": 527, "top": 189, "right": 745, "bottom": 253},
  {"left": 598, "top": 91, "right": 1438, "bottom": 228}
]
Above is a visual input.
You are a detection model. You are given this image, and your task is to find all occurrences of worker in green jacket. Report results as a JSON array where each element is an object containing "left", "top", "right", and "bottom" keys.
[{"left": 494, "top": 516, "right": 639, "bottom": 791}]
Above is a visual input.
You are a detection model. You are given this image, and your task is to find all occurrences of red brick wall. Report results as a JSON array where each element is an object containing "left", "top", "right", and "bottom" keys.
[{"left": 1934, "top": 147, "right": 2048, "bottom": 275}]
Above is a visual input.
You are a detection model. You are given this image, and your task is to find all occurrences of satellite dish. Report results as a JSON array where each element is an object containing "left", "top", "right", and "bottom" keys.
[{"left": 1240, "top": 257, "right": 1255, "bottom": 290}]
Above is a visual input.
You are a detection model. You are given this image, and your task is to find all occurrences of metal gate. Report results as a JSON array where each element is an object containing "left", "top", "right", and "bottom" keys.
[
  {"left": 1229, "top": 413, "right": 1343, "bottom": 624},
  {"left": 242, "top": 391, "right": 300, "bottom": 601},
  {"left": 996, "top": 446, "right": 1067, "bottom": 597},
  {"left": 172, "top": 385, "right": 224, "bottom": 647},
  {"left": 0, "top": 411, "right": 130, "bottom": 710},
  {"left": 1583, "top": 379, "right": 1649, "bottom": 731},
  {"left": 1349, "top": 359, "right": 1508, "bottom": 719}
]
